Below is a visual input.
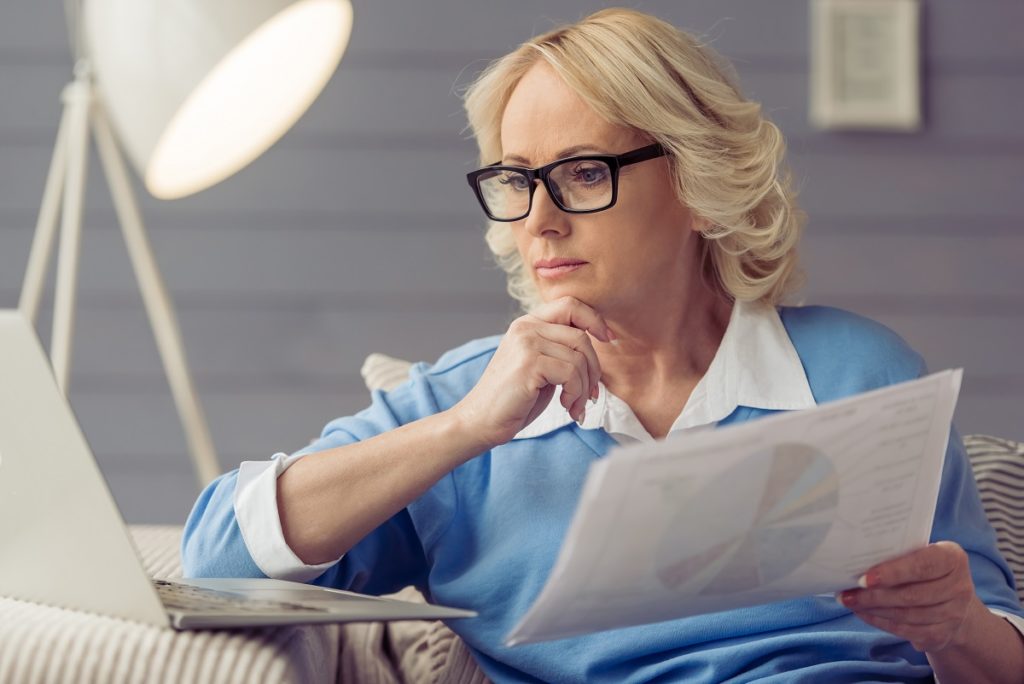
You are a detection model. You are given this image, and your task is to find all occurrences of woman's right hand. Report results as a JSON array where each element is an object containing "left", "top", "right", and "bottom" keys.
[{"left": 450, "top": 296, "right": 614, "bottom": 450}]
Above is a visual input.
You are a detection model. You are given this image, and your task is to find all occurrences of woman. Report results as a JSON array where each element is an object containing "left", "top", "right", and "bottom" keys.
[{"left": 182, "top": 8, "right": 1024, "bottom": 682}]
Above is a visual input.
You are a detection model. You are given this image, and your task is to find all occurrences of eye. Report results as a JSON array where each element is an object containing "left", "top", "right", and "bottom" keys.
[
  {"left": 497, "top": 172, "right": 530, "bottom": 191},
  {"left": 572, "top": 164, "right": 609, "bottom": 186}
]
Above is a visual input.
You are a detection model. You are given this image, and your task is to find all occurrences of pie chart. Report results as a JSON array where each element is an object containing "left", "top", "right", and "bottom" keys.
[{"left": 655, "top": 443, "right": 838, "bottom": 594}]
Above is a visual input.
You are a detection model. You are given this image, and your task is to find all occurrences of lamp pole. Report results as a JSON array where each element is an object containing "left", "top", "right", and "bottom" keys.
[{"left": 19, "top": 62, "right": 221, "bottom": 488}]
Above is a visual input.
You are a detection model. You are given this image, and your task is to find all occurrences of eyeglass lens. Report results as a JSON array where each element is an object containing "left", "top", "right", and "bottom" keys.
[{"left": 476, "top": 159, "right": 614, "bottom": 220}]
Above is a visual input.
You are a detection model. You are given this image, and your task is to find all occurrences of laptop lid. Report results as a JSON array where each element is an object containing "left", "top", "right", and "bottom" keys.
[{"left": 0, "top": 310, "right": 170, "bottom": 628}]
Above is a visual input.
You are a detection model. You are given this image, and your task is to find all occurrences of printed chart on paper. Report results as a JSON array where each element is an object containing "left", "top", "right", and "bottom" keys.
[{"left": 506, "top": 370, "right": 962, "bottom": 645}]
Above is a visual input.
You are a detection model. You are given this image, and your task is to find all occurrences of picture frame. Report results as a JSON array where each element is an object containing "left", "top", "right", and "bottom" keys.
[{"left": 810, "top": 0, "right": 921, "bottom": 131}]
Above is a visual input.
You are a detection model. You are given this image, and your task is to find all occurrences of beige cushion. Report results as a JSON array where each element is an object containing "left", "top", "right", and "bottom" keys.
[
  {"left": 338, "top": 587, "right": 490, "bottom": 684},
  {"left": 0, "top": 525, "right": 491, "bottom": 683},
  {"left": 361, "top": 353, "right": 414, "bottom": 393},
  {"left": 0, "top": 525, "right": 340, "bottom": 684}
]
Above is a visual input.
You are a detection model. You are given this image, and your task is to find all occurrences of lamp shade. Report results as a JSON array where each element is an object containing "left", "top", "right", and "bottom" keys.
[{"left": 84, "top": 0, "right": 353, "bottom": 199}]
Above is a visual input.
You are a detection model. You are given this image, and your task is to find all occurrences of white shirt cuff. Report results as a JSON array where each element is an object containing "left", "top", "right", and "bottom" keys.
[{"left": 233, "top": 451, "right": 343, "bottom": 582}]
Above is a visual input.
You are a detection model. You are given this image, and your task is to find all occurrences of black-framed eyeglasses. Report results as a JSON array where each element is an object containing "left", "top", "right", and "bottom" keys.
[{"left": 466, "top": 143, "right": 667, "bottom": 222}]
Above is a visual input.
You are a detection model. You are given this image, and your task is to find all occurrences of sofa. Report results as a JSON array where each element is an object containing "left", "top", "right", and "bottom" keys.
[{"left": 0, "top": 524, "right": 490, "bottom": 684}]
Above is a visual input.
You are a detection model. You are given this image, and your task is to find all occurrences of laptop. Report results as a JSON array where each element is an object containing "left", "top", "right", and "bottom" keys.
[{"left": 0, "top": 309, "right": 475, "bottom": 629}]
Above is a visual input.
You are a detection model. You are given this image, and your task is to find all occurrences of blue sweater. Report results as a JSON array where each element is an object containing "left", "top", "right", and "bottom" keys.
[{"left": 182, "top": 306, "right": 1022, "bottom": 683}]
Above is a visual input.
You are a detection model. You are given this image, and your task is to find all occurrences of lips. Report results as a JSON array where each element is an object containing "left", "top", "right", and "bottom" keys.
[
  {"left": 534, "top": 257, "right": 588, "bottom": 280},
  {"left": 534, "top": 257, "right": 587, "bottom": 269}
]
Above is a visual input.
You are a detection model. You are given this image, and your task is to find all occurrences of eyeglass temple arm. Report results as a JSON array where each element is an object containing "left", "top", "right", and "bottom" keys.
[{"left": 618, "top": 143, "right": 666, "bottom": 167}]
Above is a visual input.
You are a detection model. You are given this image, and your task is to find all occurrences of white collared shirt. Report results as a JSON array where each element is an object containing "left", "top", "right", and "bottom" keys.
[{"left": 512, "top": 298, "right": 817, "bottom": 443}]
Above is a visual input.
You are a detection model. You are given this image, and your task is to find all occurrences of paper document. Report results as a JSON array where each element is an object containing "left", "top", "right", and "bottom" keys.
[{"left": 506, "top": 369, "right": 962, "bottom": 645}]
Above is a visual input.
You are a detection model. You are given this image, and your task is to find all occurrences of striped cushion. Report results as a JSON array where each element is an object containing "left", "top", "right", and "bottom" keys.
[
  {"left": 0, "top": 526, "right": 340, "bottom": 684},
  {"left": 360, "top": 353, "right": 414, "bottom": 393},
  {"left": 338, "top": 586, "right": 491, "bottom": 684},
  {"left": 964, "top": 434, "right": 1024, "bottom": 603}
]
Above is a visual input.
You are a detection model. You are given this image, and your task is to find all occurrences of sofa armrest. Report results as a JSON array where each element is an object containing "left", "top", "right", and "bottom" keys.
[{"left": 0, "top": 525, "right": 339, "bottom": 683}]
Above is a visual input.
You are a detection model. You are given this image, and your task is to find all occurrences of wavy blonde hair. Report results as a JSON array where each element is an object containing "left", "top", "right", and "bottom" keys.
[{"left": 462, "top": 8, "right": 805, "bottom": 311}]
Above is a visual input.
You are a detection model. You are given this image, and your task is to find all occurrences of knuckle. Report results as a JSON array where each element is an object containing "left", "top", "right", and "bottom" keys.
[
  {"left": 556, "top": 295, "right": 578, "bottom": 311},
  {"left": 949, "top": 544, "right": 969, "bottom": 569},
  {"left": 526, "top": 338, "right": 543, "bottom": 357},
  {"left": 508, "top": 318, "right": 530, "bottom": 335}
]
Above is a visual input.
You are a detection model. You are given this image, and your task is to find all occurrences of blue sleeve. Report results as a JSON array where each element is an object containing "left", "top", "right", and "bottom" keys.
[
  {"left": 782, "top": 306, "right": 1022, "bottom": 616},
  {"left": 931, "top": 426, "right": 1023, "bottom": 616},
  {"left": 180, "top": 468, "right": 266, "bottom": 578},
  {"left": 181, "top": 363, "right": 458, "bottom": 596}
]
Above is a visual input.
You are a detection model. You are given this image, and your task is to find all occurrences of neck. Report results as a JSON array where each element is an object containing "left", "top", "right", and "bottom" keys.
[{"left": 596, "top": 284, "right": 732, "bottom": 401}]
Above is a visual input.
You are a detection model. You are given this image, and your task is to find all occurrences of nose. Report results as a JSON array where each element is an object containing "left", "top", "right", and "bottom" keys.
[{"left": 522, "top": 179, "right": 570, "bottom": 238}]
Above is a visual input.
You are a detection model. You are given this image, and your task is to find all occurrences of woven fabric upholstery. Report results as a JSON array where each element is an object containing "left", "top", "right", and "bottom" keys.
[
  {"left": 0, "top": 526, "right": 340, "bottom": 684},
  {"left": 963, "top": 434, "right": 1024, "bottom": 603},
  {"left": 360, "top": 353, "right": 414, "bottom": 393},
  {"left": 338, "top": 587, "right": 491, "bottom": 684}
]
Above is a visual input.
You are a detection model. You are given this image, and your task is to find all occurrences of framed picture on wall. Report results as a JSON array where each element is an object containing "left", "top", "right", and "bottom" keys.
[{"left": 810, "top": 0, "right": 921, "bottom": 131}]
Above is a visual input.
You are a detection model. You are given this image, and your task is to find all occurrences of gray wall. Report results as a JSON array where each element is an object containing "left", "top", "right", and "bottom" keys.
[{"left": 1, "top": 1, "right": 1021, "bottom": 523}]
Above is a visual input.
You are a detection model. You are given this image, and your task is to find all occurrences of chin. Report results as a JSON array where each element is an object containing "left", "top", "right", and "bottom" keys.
[{"left": 538, "top": 282, "right": 604, "bottom": 309}]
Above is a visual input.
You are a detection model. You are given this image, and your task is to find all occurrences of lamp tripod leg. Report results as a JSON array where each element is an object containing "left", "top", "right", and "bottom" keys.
[
  {"left": 50, "top": 77, "right": 93, "bottom": 394},
  {"left": 91, "top": 104, "right": 221, "bottom": 489},
  {"left": 19, "top": 96, "right": 72, "bottom": 325}
]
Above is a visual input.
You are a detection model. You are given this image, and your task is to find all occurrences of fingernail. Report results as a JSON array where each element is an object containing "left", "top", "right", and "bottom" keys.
[
  {"left": 859, "top": 570, "right": 880, "bottom": 588},
  {"left": 576, "top": 408, "right": 586, "bottom": 426},
  {"left": 606, "top": 328, "right": 619, "bottom": 343},
  {"left": 838, "top": 591, "right": 856, "bottom": 606},
  {"left": 591, "top": 385, "right": 599, "bottom": 401},
  {"left": 609, "top": 338, "right": 621, "bottom": 347}
]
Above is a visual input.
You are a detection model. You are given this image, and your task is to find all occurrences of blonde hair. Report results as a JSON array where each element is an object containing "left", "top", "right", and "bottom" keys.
[{"left": 462, "top": 7, "right": 805, "bottom": 311}]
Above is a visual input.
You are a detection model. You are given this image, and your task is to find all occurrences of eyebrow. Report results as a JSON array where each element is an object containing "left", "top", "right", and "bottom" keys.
[{"left": 502, "top": 144, "right": 606, "bottom": 166}]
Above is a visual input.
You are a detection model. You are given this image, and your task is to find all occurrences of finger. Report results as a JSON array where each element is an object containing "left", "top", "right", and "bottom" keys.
[
  {"left": 531, "top": 297, "right": 612, "bottom": 342},
  {"left": 529, "top": 339, "right": 591, "bottom": 419},
  {"left": 534, "top": 322, "right": 602, "bottom": 398},
  {"left": 860, "top": 542, "right": 965, "bottom": 589},
  {"left": 847, "top": 603, "right": 955, "bottom": 626},
  {"left": 534, "top": 356, "right": 587, "bottom": 420},
  {"left": 507, "top": 319, "right": 591, "bottom": 419},
  {"left": 839, "top": 570, "right": 962, "bottom": 609}
]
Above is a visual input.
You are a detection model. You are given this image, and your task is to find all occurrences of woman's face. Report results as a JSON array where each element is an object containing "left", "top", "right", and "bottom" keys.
[{"left": 499, "top": 61, "right": 705, "bottom": 316}]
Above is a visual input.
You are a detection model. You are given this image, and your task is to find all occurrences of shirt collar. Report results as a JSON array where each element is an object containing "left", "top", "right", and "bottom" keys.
[{"left": 511, "top": 300, "right": 816, "bottom": 441}]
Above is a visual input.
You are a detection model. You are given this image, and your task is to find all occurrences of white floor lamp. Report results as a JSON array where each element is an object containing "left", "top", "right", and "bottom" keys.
[{"left": 19, "top": 0, "right": 354, "bottom": 489}]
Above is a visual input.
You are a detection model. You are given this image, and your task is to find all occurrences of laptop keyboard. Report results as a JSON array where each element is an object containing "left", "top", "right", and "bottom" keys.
[{"left": 154, "top": 579, "right": 328, "bottom": 614}]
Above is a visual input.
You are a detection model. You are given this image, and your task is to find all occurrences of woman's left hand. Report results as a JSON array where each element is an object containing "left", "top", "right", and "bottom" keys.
[{"left": 837, "top": 541, "right": 987, "bottom": 653}]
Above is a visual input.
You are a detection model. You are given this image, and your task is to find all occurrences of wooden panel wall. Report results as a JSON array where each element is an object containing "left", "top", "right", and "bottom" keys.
[{"left": 0, "top": 1, "right": 1021, "bottom": 522}]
